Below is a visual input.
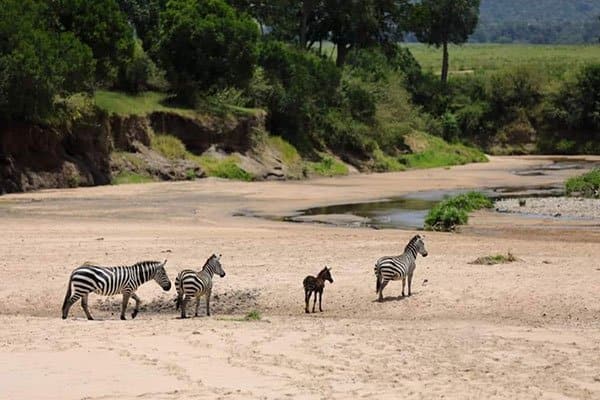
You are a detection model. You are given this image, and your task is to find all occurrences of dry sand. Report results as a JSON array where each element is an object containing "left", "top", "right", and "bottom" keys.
[{"left": 1, "top": 156, "right": 600, "bottom": 399}]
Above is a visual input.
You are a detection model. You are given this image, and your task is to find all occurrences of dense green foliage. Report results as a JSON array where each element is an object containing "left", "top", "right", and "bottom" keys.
[
  {"left": 565, "top": 169, "right": 600, "bottom": 198},
  {"left": 53, "top": 0, "right": 135, "bottom": 85},
  {"left": 425, "top": 192, "right": 492, "bottom": 231},
  {"left": 473, "top": 0, "right": 600, "bottom": 44},
  {"left": 156, "top": 0, "right": 259, "bottom": 104},
  {"left": 0, "top": 0, "right": 95, "bottom": 122}
]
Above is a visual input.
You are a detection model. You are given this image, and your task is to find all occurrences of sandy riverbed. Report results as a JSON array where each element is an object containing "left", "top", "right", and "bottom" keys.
[{"left": 1, "top": 156, "right": 600, "bottom": 400}]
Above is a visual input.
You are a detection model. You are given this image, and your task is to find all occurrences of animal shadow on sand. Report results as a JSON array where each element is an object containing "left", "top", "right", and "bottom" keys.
[{"left": 373, "top": 291, "right": 419, "bottom": 303}]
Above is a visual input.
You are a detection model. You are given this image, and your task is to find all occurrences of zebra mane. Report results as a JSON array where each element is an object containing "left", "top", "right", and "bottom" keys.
[
  {"left": 404, "top": 235, "right": 422, "bottom": 252},
  {"left": 130, "top": 260, "right": 164, "bottom": 268}
]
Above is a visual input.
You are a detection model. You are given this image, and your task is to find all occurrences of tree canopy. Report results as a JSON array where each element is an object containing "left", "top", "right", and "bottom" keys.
[
  {"left": 156, "top": 0, "right": 259, "bottom": 103},
  {"left": 412, "top": 0, "right": 480, "bottom": 83}
]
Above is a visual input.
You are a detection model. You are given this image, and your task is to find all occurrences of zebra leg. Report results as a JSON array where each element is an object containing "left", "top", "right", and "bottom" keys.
[
  {"left": 206, "top": 289, "right": 212, "bottom": 317},
  {"left": 120, "top": 292, "right": 131, "bottom": 320},
  {"left": 408, "top": 273, "right": 413, "bottom": 297},
  {"left": 62, "top": 294, "right": 80, "bottom": 319},
  {"left": 194, "top": 295, "right": 201, "bottom": 317},
  {"left": 312, "top": 291, "right": 318, "bottom": 313},
  {"left": 180, "top": 296, "right": 189, "bottom": 319},
  {"left": 131, "top": 293, "right": 141, "bottom": 319},
  {"left": 305, "top": 291, "right": 311, "bottom": 313},
  {"left": 81, "top": 294, "right": 94, "bottom": 320},
  {"left": 401, "top": 278, "right": 406, "bottom": 297},
  {"left": 378, "top": 280, "right": 389, "bottom": 302},
  {"left": 318, "top": 290, "right": 323, "bottom": 312}
]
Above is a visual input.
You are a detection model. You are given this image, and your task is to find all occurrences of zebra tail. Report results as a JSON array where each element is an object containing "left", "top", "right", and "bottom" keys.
[
  {"left": 174, "top": 277, "right": 182, "bottom": 310},
  {"left": 375, "top": 268, "right": 381, "bottom": 294},
  {"left": 61, "top": 276, "right": 73, "bottom": 317}
]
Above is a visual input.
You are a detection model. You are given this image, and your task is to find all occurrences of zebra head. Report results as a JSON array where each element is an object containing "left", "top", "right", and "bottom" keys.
[
  {"left": 154, "top": 260, "right": 172, "bottom": 291},
  {"left": 205, "top": 253, "right": 226, "bottom": 278},
  {"left": 413, "top": 235, "right": 428, "bottom": 257},
  {"left": 318, "top": 266, "right": 334, "bottom": 283}
]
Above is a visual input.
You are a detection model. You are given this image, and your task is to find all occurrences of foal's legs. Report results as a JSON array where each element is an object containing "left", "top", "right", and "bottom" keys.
[
  {"left": 305, "top": 290, "right": 311, "bottom": 313},
  {"left": 131, "top": 293, "right": 141, "bottom": 319}
]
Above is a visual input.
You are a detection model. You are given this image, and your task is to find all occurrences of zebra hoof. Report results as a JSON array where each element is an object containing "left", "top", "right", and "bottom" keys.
[
  {"left": 120, "top": 315, "right": 126, "bottom": 320},
  {"left": 305, "top": 310, "right": 309, "bottom": 314},
  {"left": 62, "top": 315, "right": 67, "bottom": 320},
  {"left": 131, "top": 310, "right": 138, "bottom": 319}
]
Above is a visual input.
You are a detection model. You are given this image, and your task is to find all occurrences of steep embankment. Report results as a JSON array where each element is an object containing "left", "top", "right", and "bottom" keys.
[{"left": 0, "top": 102, "right": 302, "bottom": 194}]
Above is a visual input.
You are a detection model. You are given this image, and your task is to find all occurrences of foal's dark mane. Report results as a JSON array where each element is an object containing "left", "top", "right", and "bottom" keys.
[{"left": 316, "top": 267, "right": 329, "bottom": 280}]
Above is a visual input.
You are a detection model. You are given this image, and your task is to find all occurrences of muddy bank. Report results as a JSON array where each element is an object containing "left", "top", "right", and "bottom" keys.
[
  {"left": 495, "top": 196, "right": 600, "bottom": 219},
  {"left": 0, "top": 109, "right": 278, "bottom": 194}
]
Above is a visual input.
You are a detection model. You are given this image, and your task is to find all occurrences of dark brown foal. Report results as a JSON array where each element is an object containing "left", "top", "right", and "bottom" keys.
[{"left": 303, "top": 266, "right": 333, "bottom": 313}]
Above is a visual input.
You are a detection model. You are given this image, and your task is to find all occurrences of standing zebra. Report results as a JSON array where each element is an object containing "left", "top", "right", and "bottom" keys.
[
  {"left": 175, "top": 254, "right": 226, "bottom": 318},
  {"left": 62, "top": 260, "right": 172, "bottom": 320},
  {"left": 374, "top": 235, "right": 428, "bottom": 302},
  {"left": 303, "top": 266, "right": 334, "bottom": 313}
]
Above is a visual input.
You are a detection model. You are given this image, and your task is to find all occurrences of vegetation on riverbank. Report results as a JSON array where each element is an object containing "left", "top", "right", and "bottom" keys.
[
  {"left": 565, "top": 169, "right": 600, "bottom": 198},
  {"left": 2, "top": 0, "right": 598, "bottom": 192},
  {"left": 425, "top": 192, "right": 493, "bottom": 231}
]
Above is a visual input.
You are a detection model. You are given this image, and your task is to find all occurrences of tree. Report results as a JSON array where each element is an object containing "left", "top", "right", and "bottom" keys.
[
  {"left": 322, "top": 0, "right": 410, "bottom": 66},
  {"left": 412, "top": 0, "right": 480, "bottom": 84},
  {"left": 53, "top": 0, "right": 135, "bottom": 85},
  {"left": 117, "top": 0, "right": 167, "bottom": 50},
  {"left": 157, "top": 0, "right": 259, "bottom": 104},
  {"left": 0, "top": 0, "right": 94, "bottom": 122}
]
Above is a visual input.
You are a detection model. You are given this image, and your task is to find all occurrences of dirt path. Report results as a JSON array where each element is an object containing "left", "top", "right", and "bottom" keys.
[{"left": 1, "top": 156, "right": 599, "bottom": 399}]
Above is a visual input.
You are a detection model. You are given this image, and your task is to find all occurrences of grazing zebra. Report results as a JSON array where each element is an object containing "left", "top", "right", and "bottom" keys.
[
  {"left": 62, "top": 260, "right": 172, "bottom": 320},
  {"left": 175, "top": 254, "right": 226, "bottom": 318},
  {"left": 303, "top": 266, "right": 333, "bottom": 313},
  {"left": 374, "top": 235, "right": 428, "bottom": 302}
]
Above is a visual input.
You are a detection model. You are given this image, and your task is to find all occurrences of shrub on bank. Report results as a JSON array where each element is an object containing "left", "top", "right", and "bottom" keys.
[
  {"left": 425, "top": 192, "right": 492, "bottom": 231},
  {"left": 565, "top": 168, "right": 600, "bottom": 198}
]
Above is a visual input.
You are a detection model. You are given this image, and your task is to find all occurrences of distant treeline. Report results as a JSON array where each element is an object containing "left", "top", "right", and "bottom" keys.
[{"left": 474, "top": 0, "right": 600, "bottom": 44}]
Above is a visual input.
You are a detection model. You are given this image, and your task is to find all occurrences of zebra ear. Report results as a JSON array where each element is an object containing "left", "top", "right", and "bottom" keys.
[{"left": 161, "top": 259, "right": 168, "bottom": 267}]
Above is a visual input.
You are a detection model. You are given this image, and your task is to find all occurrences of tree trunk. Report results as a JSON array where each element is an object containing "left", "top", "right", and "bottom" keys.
[
  {"left": 441, "top": 41, "right": 449, "bottom": 84},
  {"left": 300, "top": 0, "right": 311, "bottom": 48},
  {"left": 336, "top": 44, "right": 349, "bottom": 67}
]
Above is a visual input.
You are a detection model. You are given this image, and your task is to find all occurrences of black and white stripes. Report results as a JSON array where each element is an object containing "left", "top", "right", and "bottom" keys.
[
  {"left": 374, "top": 235, "right": 428, "bottom": 302},
  {"left": 175, "top": 254, "right": 226, "bottom": 318},
  {"left": 61, "top": 260, "right": 171, "bottom": 320}
]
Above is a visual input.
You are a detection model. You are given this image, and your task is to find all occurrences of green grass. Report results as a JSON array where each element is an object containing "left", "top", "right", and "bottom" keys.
[
  {"left": 266, "top": 136, "right": 302, "bottom": 166},
  {"left": 306, "top": 155, "right": 349, "bottom": 177},
  {"left": 94, "top": 90, "right": 196, "bottom": 117},
  {"left": 151, "top": 134, "right": 188, "bottom": 160},
  {"left": 244, "top": 310, "right": 262, "bottom": 321},
  {"left": 565, "top": 168, "right": 600, "bottom": 198},
  {"left": 194, "top": 155, "right": 253, "bottom": 181},
  {"left": 425, "top": 192, "right": 493, "bottom": 232},
  {"left": 406, "top": 44, "right": 600, "bottom": 79},
  {"left": 372, "top": 148, "right": 406, "bottom": 172},
  {"left": 400, "top": 132, "right": 488, "bottom": 169},
  {"left": 470, "top": 252, "right": 519, "bottom": 265},
  {"left": 111, "top": 171, "right": 155, "bottom": 185}
]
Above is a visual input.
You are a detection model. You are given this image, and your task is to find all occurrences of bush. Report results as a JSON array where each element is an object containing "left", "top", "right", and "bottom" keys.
[
  {"left": 157, "top": 0, "right": 259, "bottom": 104},
  {"left": 565, "top": 168, "right": 600, "bottom": 197},
  {"left": 257, "top": 41, "right": 341, "bottom": 149},
  {"left": 425, "top": 192, "right": 492, "bottom": 231},
  {"left": 195, "top": 155, "right": 253, "bottom": 181}
]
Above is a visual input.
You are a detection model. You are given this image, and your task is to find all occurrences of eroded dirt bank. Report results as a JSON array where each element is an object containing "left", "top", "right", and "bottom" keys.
[{"left": 1, "top": 156, "right": 599, "bottom": 399}]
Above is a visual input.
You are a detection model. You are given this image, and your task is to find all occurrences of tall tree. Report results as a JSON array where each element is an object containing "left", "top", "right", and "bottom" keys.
[{"left": 412, "top": 0, "right": 480, "bottom": 84}]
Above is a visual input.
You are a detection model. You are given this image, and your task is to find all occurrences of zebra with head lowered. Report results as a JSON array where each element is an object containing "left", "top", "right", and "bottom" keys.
[
  {"left": 374, "top": 235, "right": 428, "bottom": 302},
  {"left": 175, "top": 254, "right": 226, "bottom": 318},
  {"left": 62, "top": 260, "right": 171, "bottom": 320}
]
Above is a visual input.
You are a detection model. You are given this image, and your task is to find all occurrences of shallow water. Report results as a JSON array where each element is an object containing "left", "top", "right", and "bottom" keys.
[{"left": 287, "top": 159, "right": 596, "bottom": 230}]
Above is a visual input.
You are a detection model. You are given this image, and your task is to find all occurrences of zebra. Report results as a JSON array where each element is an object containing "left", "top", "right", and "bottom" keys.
[
  {"left": 62, "top": 260, "right": 171, "bottom": 320},
  {"left": 303, "top": 266, "right": 334, "bottom": 313},
  {"left": 175, "top": 254, "right": 226, "bottom": 318},
  {"left": 374, "top": 235, "right": 428, "bottom": 302}
]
